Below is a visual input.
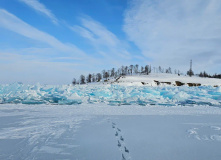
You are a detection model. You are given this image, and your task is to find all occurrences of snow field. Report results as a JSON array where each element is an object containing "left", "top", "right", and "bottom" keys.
[{"left": 1, "top": 104, "right": 221, "bottom": 160}]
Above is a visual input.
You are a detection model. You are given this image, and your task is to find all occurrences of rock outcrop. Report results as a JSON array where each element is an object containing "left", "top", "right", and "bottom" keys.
[{"left": 175, "top": 81, "right": 185, "bottom": 86}]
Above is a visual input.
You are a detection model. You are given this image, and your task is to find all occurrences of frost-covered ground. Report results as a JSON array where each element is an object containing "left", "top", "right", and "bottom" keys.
[
  {"left": 1, "top": 104, "right": 221, "bottom": 160},
  {"left": 1, "top": 79, "right": 221, "bottom": 160}
]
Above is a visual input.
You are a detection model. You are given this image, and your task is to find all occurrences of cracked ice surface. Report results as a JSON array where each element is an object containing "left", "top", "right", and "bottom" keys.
[{"left": 0, "top": 83, "right": 221, "bottom": 106}]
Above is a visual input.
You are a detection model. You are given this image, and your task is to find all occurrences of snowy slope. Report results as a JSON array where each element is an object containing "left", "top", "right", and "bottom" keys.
[{"left": 104, "top": 73, "right": 221, "bottom": 86}]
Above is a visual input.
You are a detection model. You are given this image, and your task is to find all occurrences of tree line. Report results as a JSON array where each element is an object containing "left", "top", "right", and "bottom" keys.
[
  {"left": 199, "top": 71, "right": 221, "bottom": 79},
  {"left": 72, "top": 64, "right": 181, "bottom": 85}
]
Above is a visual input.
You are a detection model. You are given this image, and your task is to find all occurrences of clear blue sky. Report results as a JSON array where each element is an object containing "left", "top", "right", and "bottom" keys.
[{"left": 0, "top": 0, "right": 221, "bottom": 84}]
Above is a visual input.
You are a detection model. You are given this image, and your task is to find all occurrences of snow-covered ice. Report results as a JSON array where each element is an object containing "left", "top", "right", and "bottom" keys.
[{"left": 1, "top": 104, "right": 221, "bottom": 160}]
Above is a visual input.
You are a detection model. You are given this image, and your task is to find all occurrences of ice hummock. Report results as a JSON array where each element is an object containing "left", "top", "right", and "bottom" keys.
[{"left": 0, "top": 83, "right": 221, "bottom": 106}]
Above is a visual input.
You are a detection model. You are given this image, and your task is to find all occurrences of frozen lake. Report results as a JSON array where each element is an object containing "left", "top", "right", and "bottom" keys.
[{"left": 1, "top": 104, "right": 221, "bottom": 160}]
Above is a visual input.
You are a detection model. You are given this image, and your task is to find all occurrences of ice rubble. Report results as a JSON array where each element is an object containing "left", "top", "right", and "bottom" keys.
[{"left": 0, "top": 83, "right": 221, "bottom": 106}]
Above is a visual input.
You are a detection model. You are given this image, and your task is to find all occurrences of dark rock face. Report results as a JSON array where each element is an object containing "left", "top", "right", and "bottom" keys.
[
  {"left": 141, "top": 82, "right": 148, "bottom": 85},
  {"left": 175, "top": 81, "right": 185, "bottom": 86},
  {"left": 161, "top": 82, "right": 171, "bottom": 85},
  {"left": 187, "top": 83, "right": 194, "bottom": 87},
  {"left": 154, "top": 80, "right": 160, "bottom": 85},
  {"left": 154, "top": 80, "right": 177, "bottom": 86},
  {"left": 187, "top": 83, "right": 201, "bottom": 87}
]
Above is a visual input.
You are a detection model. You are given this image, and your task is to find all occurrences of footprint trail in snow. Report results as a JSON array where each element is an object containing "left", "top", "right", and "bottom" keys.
[{"left": 110, "top": 121, "right": 132, "bottom": 160}]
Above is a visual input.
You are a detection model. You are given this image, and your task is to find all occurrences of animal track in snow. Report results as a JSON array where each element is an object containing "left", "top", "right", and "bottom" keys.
[
  {"left": 122, "top": 153, "right": 126, "bottom": 160},
  {"left": 124, "top": 147, "right": 129, "bottom": 153},
  {"left": 109, "top": 120, "right": 131, "bottom": 160},
  {"left": 118, "top": 140, "right": 121, "bottom": 147}
]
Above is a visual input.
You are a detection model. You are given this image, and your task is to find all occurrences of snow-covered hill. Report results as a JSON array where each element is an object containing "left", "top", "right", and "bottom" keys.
[{"left": 96, "top": 73, "right": 221, "bottom": 87}]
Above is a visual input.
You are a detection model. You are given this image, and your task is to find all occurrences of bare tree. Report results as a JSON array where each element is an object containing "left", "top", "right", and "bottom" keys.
[
  {"left": 129, "top": 65, "right": 133, "bottom": 75},
  {"left": 159, "top": 66, "right": 162, "bottom": 73},
  {"left": 72, "top": 78, "right": 76, "bottom": 85},
  {"left": 144, "top": 65, "right": 151, "bottom": 75},
  {"left": 125, "top": 66, "right": 128, "bottom": 75},
  {"left": 187, "top": 70, "right": 194, "bottom": 77},
  {"left": 166, "top": 67, "right": 172, "bottom": 74},
  {"left": 121, "top": 66, "right": 126, "bottom": 75},
  {"left": 96, "top": 73, "right": 102, "bottom": 82},
  {"left": 117, "top": 68, "right": 121, "bottom": 76},
  {"left": 104, "top": 72, "right": 109, "bottom": 80},
  {"left": 111, "top": 68, "right": 115, "bottom": 77},
  {"left": 86, "top": 74, "right": 92, "bottom": 83},
  {"left": 80, "top": 75, "right": 85, "bottom": 84},
  {"left": 92, "top": 74, "right": 96, "bottom": 82},
  {"left": 141, "top": 66, "right": 144, "bottom": 73},
  {"left": 134, "top": 64, "right": 139, "bottom": 74},
  {"left": 149, "top": 65, "right": 151, "bottom": 73},
  {"left": 102, "top": 70, "right": 106, "bottom": 79}
]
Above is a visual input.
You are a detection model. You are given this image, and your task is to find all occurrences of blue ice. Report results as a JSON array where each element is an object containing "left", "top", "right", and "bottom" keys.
[{"left": 0, "top": 83, "right": 221, "bottom": 106}]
